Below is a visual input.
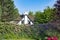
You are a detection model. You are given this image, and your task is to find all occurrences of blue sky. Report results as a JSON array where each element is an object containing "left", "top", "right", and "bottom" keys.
[{"left": 14, "top": 0, "right": 56, "bottom": 14}]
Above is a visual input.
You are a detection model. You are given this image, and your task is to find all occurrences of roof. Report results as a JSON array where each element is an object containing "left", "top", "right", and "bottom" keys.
[
  {"left": 28, "top": 15, "right": 34, "bottom": 22},
  {"left": 13, "top": 15, "right": 34, "bottom": 23}
]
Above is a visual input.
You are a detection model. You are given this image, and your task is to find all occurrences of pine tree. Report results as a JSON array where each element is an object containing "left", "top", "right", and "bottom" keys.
[
  {"left": 0, "top": 5, "right": 2, "bottom": 21},
  {"left": 0, "top": 1, "right": 2, "bottom": 21},
  {"left": 54, "top": 0, "right": 60, "bottom": 19},
  {"left": 0, "top": 0, "right": 20, "bottom": 22}
]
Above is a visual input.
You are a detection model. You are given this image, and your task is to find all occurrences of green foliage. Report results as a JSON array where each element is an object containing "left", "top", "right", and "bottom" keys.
[
  {"left": 34, "top": 11, "right": 44, "bottom": 24},
  {"left": 34, "top": 7, "right": 54, "bottom": 24},
  {"left": 0, "top": 0, "right": 59, "bottom": 40},
  {"left": 44, "top": 7, "right": 54, "bottom": 22},
  {"left": 0, "top": 0, "right": 20, "bottom": 22},
  {"left": 13, "top": 8, "right": 20, "bottom": 20},
  {"left": 0, "top": 22, "right": 60, "bottom": 40},
  {"left": 0, "top": 22, "right": 21, "bottom": 39},
  {"left": 0, "top": 5, "right": 2, "bottom": 21},
  {"left": 28, "top": 11, "right": 34, "bottom": 16}
]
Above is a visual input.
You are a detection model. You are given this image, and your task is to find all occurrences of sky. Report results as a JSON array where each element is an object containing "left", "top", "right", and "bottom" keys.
[{"left": 14, "top": 0, "right": 56, "bottom": 14}]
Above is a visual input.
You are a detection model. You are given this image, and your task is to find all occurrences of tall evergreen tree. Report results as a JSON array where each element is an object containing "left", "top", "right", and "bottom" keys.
[
  {"left": 0, "top": 0, "right": 20, "bottom": 22},
  {"left": 13, "top": 8, "right": 20, "bottom": 20},
  {"left": 54, "top": 0, "right": 60, "bottom": 19},
  {"left": 0, "top": 1, "right": 2, "bottom": 21},
  {"left": 0, "top": 5, "right": 2, "bottom": 21}
]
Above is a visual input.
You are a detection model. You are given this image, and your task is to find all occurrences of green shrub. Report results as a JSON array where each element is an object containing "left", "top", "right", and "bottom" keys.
[{"left": 0, "top": 22, "right": 60, "bottom": 40}]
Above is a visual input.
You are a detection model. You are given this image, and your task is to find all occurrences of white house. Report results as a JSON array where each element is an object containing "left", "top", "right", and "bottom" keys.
[{"left": 17, "top": 11, "right": 34, "bottom": 25}]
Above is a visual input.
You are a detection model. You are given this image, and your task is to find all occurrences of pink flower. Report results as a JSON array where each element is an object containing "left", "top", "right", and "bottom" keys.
[
  {"left": 53, "top": 36, "right": 58, "bottom": 40},
  {"left": 47, "top": 37, "right": 51, "bottom": 40}
]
